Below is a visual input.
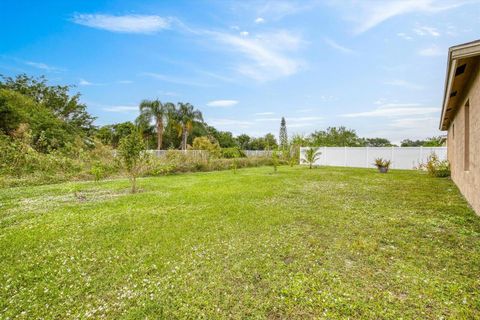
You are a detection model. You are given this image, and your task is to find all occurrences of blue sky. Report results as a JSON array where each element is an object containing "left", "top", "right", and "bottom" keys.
[{"left": 1, "top": 0, "right": 479, "bottom": 143}]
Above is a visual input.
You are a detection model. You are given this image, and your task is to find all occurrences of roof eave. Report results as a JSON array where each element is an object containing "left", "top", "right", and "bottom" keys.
[{"left": 439, "top": 40, "right": 480, "bottom": 131}]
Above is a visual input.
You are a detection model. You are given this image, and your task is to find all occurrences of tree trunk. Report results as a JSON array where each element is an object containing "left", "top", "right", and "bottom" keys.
[
  {"left": 131, "top": 176, "right": 136, "bottom": 193},
  {"left": 182, "top": 126, "right": 188, "bottom": 150},
  {"left": 156, "top": 118, "right": 163, "bottom": 150}
]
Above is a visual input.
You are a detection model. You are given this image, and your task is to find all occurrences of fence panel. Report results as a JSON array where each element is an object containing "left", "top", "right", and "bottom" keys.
[
  {"left": 145, "top": 150, "right": 210, "bottom": 160},
  {"left": 243, "top": 150, "right": 272, "bottom": 158},
  {"left": 300, "top": 147, "right": 447, "bottom": 170}
]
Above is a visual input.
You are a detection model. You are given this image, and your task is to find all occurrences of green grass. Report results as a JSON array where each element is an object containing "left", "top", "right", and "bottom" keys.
[{"left": 1, "top": 166, "right": 479, "bottom": 319}]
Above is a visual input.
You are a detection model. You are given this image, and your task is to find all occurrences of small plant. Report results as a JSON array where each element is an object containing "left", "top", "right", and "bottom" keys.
[
  {"left": 424, "top": 153, "right": 450, "bottom": 177},
  {"left": 90, "top": 162, "right": 104, "bottom": 182},
  {"left": 374, "top": 158, "right": 391, "bottom": 173},
  {"left": 272, "top": 149, "right": 279, "bottom": 173},
  {"left": 288, "top": 144, "right": 300, "bottom": 167},
  {"left": 232, "top": 157, "right": 238, "bottom": 174},
  {"left": 302, "top": 147, "right": 321, "bottom": 169},
  {"left": 118, "top": 131, "right": 146, "bottom": 193}
]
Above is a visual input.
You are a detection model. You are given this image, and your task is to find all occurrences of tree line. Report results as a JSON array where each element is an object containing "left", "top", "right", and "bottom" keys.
[{"left": 0, "top": 74, "right": 444, "bottom": 156}]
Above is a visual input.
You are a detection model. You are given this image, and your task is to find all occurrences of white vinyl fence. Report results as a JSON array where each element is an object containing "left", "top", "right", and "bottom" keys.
[{"left": 300, "top": 147, "right": 447, "bottom": 170}]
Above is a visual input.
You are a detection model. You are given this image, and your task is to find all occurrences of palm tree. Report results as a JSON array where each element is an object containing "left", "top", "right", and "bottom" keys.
[
  {"left": 302, "top": 147, "right": 321, "bottom": 169},
  {"left": 135, "top": 113, "right": 155, "bottom": 149},
  {"left": 138, "top": 99, "right": 173, "bottom": 150},
  {"left": 174, "top": 102, "right": 204, "bottom": 150}
]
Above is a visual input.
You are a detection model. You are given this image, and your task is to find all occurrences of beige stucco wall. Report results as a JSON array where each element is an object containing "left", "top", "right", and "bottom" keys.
[{"left": 447, "top": 65, "right": 480, "bottom": 215}]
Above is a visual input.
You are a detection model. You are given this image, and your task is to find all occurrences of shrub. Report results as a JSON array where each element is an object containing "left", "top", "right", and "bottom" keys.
[
  {"left": 302, "top": 147, "right": 321, "bottom": 169},
  {"left": 272, "top": 149, "right": 279, "bottom": 173},
  {"left": 191, "top": 136, "right": 220, "bottom": 158},
  {"left": 288, "top": 144, "right": 300, "bottom": 167},
  {"left": 90, "top": 162, "right": 104, "bottom": 182},
  {"left": 146, "top": 161, "right": 176, "bottom": 176},
  {"left": 374, "top": 158, "right": 391, "bottom": 173},
  {"left": 424, "top": 153, "right": 450, "bottom": 177},
  {"left": 221, "top": 147, "right": 246, "bottom": 159},
  {"left": 143, "top": 155, "right": 283, "bottom": 176},
  {"left": 374, "top": 158, "right": 391, "bottom": 168}
]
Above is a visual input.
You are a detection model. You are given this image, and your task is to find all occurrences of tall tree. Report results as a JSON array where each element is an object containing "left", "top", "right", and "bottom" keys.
[
  {"left": 363, "top": 137, "right": 393, "bottom": 147},
  {"left": 135, "top": 114, "right": 156, "bottom": 149},
  {"left": 279, "top": 117, "right": 288, "bottom": 149},
  {"left": 139, "top": 99, "right": 173, "bottom": 150},
  {"left": 236, "top": 134, "right": 251, "bottom": 149},
  {"left": 264, "top": 133, "right": 278, "bottom": 150},
  {"left": 174, "top": 102, "right": 204, "bottom": 150},
  {"left": 310, "top": 127, "right": 362, "bottom": 147},
  {"left": 0, "top": 74, "right": 95, "bottom": 134}
]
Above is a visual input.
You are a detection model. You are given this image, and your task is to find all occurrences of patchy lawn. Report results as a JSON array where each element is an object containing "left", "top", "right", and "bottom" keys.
[{"left": 1, "top": 166, "right": 479, "bottom": 319}]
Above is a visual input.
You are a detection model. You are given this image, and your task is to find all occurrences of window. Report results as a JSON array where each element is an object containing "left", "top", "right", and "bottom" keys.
[{"left": 464, "top": 101, "right": 470, "bottom": 171}]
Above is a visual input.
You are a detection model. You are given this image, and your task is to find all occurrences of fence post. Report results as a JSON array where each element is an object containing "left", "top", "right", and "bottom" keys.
[
  {"left": 420, "top": 146, "right": 423, "bottom": 162},
  {"left": 366, "top": 146, "right": 369, "bottom": 168},
  {"left": 344, "top": 146, "right": 347, "bottom": 167},
  {"left": 391, "top": 146, "right": 395, "bottom": 169},
  {"left": 324, "top": 147, "right": 327, "bottom": 166}
]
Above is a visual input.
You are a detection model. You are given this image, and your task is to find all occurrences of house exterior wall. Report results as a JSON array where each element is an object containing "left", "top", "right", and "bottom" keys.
[{"left": 447, "top": 66, "right": 480, "bottom": 214}]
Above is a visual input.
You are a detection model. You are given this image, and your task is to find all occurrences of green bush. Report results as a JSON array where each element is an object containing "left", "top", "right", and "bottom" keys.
[
  {"left": 191, "top": 136, "right": 220, "bottom": 158},
  {"left": 424, "top": 153, "right": 450, "bottom": 177},
  {"left": 143, "top": 155, "right": 282, "bottom": 176},
  {"left": 221, "top": 147, "right": 246, "bottom": 159},
  {"left": 0, "top": 132, "right": 121, "bottom": 187}
]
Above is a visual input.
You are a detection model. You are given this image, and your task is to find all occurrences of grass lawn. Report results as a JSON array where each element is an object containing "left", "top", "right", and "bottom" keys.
[{"left": 1, "top": 166, "right": 479, "bottom": 319}]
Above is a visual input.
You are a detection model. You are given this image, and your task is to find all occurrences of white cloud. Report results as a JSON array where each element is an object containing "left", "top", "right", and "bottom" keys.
[
  {"left": 290, "top": 116, "right": 324, "bottom": 122},
  {"left": 418, "top": 45, "right": 444, "bottom": 56},
  {"left": 255, "top": 17, "right": 265, "bottom": 24},
  {"left": 24, "top": 60, "right": 62, "bottom": 72},
  {"left": 381, "top": 116, "right": 442, "bottom": 142},
  {"left": 297, "top": 108, "right": 313, "bottom": 113},
  {"left": 117, "top": 80, "right": 133, "bottom": 84},
  {"left": 206, "top": 100, "right": 238, "bottom": 107},
  {"left": 208, "top": 118, "right": 252, "bottom": 128},
  {"left": 332, "top": 0, "right": 468, "bottom": 34},
  {"left": 256, "top": 1, "right": 316, "bottom": 20},
  {"left": 413, "top": 26, "right": 440, "bottom": 36},
  {"left": 79, "top": 79, "right": 93, "bottom": 86},
  {"left": 141, "top": 72, "right": 212, "bottom": 87},
  {"left": 255, "top": 117, "right": 281, "bottom": 122},
  {"left": 385, "top": 79, "right": 423, "bottom": 90},
  {"left": 389, "top": 116, "right": 438, "bottom": 128},
  {"left": 72, "top": 14, "right": 170, "bottom": 33},
  {"left": 103, "top": 105, "right": 138, "bottom": 113},
  {"left": 255, "top": 115, "right": 323, "bottom": 122},
  {"left": 324, "top": 37, "right": 354, "bottom": 54},
  {"left": 342, "top": 103, "right": 438, "bottom": 118},
  {"left": 240, "top": 31, "right": 249, "bottom": 36},
  {"left": 397, "top": 32, "right": 413, "bottom": 40},
  {"left": 211, "top": 30, "right": 304, "bottom": 81},
  {"left": 282, "top": 116, "right": 324, "bottom": 129},
  {"left": 79, "top": 78, "right": 107, "bottom": 86}
]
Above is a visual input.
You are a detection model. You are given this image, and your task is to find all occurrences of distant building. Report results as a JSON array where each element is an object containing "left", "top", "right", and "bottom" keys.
[{"left": 440, "top": 40, "right": 480, "bottom": 214}]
